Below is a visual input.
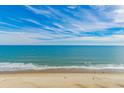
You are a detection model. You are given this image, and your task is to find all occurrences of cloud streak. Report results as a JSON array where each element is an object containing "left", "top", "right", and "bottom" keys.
[{"left": 0, "top": 5, "right": 124, "bottom": 45}]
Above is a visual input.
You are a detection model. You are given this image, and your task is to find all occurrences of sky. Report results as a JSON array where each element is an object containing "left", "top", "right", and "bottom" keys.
[{"left": 0, "top": 5, "right": 124, "bottom": 45}]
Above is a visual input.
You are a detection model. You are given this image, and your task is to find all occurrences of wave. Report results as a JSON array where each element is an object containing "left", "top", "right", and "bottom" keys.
[{"left": 0, "top": 62, "right": 124, "bottom": 71}]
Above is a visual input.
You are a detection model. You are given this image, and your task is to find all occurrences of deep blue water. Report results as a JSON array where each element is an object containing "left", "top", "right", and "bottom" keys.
[{"left": 0, "top": 45, "right": 124, "bottom": 71}]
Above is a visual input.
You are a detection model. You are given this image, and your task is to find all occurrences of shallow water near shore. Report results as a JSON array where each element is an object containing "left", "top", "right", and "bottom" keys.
[{"left": 0, "top": 45, "right": 124, "bottom": 71}]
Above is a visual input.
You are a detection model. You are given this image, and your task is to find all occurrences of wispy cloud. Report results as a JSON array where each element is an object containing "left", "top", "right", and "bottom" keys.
[
  {"left": 0, "top": 21, "right": 19, "bottom": 28},
  {"left": 20, "top": 18, "right": 42, "bottom": 26},
  {"left": 0, "top": 5, "right": 124, "bottom": 45}
]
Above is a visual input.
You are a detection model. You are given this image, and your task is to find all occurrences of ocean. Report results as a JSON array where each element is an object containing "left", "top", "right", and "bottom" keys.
[{"left": 0, "top": 45, "right": 124, "bottom": 71}]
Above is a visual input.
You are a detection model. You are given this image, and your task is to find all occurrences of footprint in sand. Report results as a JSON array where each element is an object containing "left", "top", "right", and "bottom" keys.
[
  {"left": 117, "top": 84, "right": 124, "bottom": 88},
  {"left": 22, "top": 81, "right": 41, "bottom": 88},
  {"left": 64, "top": 76, "right": 67, "bottom": 79},
  {"left": 95, "top": 84, "right": 107, "bottom": 88},
  {"left": 75, "top": 83, "right": 87, "bottom": 88},
  {"left": 0, "top": 78, "right": 7, "bottom": 82}
]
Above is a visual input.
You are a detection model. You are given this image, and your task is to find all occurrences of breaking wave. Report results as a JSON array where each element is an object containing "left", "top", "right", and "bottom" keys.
[{"left": 0, "top": 62, "right": 124, "bottom": 71}]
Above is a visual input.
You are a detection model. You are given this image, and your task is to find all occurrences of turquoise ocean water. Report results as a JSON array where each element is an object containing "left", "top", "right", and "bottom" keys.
[{"left": 0, "top": 45, "right": 124, "bottom": 71}]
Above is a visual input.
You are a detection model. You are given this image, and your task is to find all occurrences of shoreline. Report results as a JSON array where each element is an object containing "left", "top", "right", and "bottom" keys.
[
  {"left": 1, "top": 68, "right": 124, "bottom": 74},
  {"left": 0, "top": 68, "right": 124, "bottom": 74}
]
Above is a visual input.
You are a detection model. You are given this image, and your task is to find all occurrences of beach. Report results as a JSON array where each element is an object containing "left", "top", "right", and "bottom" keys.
[
  {"left": 0, "top": 46, "right": 124, "bottom": 88},
  {"left": 0, "top": 69, "right": 124, "bottom": 88}
]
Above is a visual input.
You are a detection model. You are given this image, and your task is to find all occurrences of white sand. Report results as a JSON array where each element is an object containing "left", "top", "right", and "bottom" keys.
[{"left": 0, "top": 72, "right": 124, "bottom": 88}]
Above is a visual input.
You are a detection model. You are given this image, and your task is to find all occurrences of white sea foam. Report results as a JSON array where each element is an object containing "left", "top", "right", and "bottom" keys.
[{"left": 0, "top": 62, "right": 124, "bottom": 71}]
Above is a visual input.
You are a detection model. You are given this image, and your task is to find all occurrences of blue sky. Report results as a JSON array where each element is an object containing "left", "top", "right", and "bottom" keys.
[{"left": 0, "top": 5, "right": 124, "bottom": 45}]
